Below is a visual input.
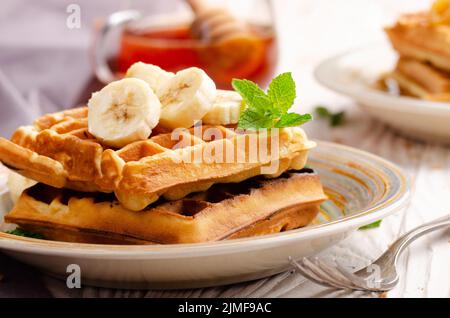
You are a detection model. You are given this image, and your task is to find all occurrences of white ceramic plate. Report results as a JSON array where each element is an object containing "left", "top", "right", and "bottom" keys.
[
  {"left": 0, "top": 141, "right": 410, "bottom": 289},
  {"left": 315, "top": 43, "right": 450, "bottom": 143}
]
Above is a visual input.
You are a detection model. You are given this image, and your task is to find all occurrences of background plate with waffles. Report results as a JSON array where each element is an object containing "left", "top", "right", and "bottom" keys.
[
  {"left": 0, "top": 141, "right": 409, "bottom": 289},
  {"left": 315, "top": 43, "right": 450, "bottom": 144}
]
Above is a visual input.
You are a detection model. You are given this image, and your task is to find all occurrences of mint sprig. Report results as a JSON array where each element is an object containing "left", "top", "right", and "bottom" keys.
[
  {"left": 315, "top": 105, "right": 345, "bottom": 127},
  {"left": 359, "top": 220, "right": 382, "bottom": 230},
  {"left": 232, "top": 73, "right": 312, "bottom": 129},
  {"left": 5, "top": 228, "right": 44, "bottom": 239}
]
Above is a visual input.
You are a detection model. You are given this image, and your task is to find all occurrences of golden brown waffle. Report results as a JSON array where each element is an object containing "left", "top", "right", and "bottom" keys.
[
  {"left": 385, "top": 12, "right": 450, "bottom": 72},
  {"left": 5, "top": 169, "right": 327, "bottom": 244},
  {"left": 388, "top": 58, "right": 450, "bottom": 101},
  {"left": 0, "top": 107, "right": 315, "bottom": 211}
]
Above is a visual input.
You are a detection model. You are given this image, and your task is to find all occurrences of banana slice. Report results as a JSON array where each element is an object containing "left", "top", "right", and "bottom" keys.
[
  {"left": 125, "top": 62, "right": 174, "bottom": 94},
  {"left": 202, "top": 89, "right": 242, "bottom": 125},
  {"left": 88, "top": 78, "right": 161, "bottom": 148},
  {"left": 157, "top": 67, "right": 217, "bottom": 129}
]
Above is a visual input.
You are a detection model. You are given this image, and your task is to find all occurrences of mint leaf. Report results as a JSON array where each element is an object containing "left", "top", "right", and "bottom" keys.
[
  {"left": 314, "top": 105, "right": 345, "bottom": 127},
  {"left": 268, "top": 72, "right": 296, "bottom": 113},
  {"left": 233, "top": 73, "right": 312, "bottom": 130},
  {"left": 330, "top": 111, "right": 345, "bottom": 127},
  {"left": 238, "top": 108, "right": 274, "bottom": 129},
  {"left": 359, "top": 220, "right": 382, "bottom": 230},
  {"left": 315, "top": 106, "right": 331, "bottom": 117},
  {"left": 6, "top": 228, "right": 44, "bottom": 239},
  {"left": 275, "top": 113, "right": 312, "bottom": 128},
  {"left": 232, "top": 79, "right": 272, "bottom": 112}
]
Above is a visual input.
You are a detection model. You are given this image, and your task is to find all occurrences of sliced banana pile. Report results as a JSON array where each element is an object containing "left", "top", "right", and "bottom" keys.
[{"left": 88, "top": 62, "right": 242, "bottom": 147}]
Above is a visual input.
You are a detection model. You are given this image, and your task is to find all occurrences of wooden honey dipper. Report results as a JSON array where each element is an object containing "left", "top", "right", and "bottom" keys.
[{"left": 187, "top": 0, "right": 255, "bottom": 42}]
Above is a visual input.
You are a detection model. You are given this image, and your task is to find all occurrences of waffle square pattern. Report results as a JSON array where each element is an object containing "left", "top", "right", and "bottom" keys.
[{"left": 0, "top": 107, "right": 315, "bottom": 211}]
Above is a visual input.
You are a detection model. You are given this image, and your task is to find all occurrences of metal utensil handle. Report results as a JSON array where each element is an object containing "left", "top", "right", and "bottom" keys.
[
  {"left": 374, "top": 214, "right": 450, "bottom": 268},
  {"left": 94, "top": 10, "right": 142, "bottom": 84},
  {"left": 392, "top": 214, "right": 450, "bottom": 260}
]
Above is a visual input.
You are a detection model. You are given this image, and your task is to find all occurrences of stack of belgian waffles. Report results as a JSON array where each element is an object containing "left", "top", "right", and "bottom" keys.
[
  {"left": 0, "top": 62, "right": 326, "bottom": 244},
  {"left": 384, "top": 0, "right": 450, "bottom": 101}
]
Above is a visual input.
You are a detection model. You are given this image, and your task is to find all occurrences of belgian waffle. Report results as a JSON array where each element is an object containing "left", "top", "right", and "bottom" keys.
[
  {"left": 385, "top": 12, "right": 450, "bottom": 72},
  {"left": 0, "top": 107, "right": 315, "bottom": 211},
  {"left": 388, "top": 58, "right": 450, "bottom": 101},
  {"left": 5, "top": 169, "right": 327, "bottom": 244}
]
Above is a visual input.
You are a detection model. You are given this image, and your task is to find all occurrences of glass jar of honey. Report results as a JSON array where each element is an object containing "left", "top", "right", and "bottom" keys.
[{"left": 94, "top": 0, "right": 277, "bottom": 89}]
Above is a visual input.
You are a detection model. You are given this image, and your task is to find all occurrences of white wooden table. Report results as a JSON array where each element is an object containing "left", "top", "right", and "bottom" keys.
[{"left": 2, "top": 0, "right": 449, "bottom": 298}]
